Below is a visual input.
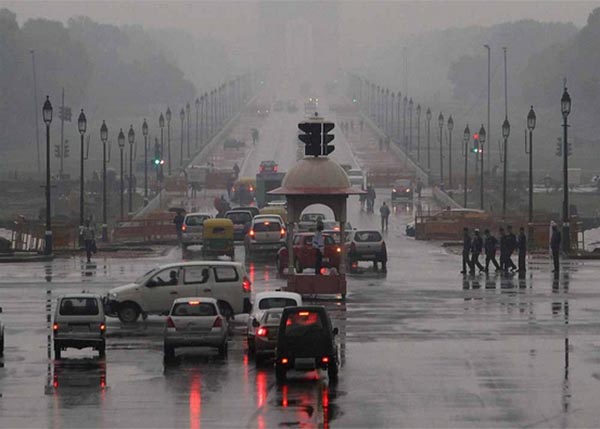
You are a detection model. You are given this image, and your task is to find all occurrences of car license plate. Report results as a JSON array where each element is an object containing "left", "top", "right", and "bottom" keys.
[{"left": 70, "top": 325, "right": 89, "bottom": 332}]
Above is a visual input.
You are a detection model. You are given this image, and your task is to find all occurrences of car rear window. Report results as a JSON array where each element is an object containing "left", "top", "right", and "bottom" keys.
[
  {"left": 284, "top": 311, "right": 324, "bottom": 336},
  {"left": 258, "top": 297, "right": 298, "bottom": 310},
  {"left": 172, "top": 302, "right": 216, "bottom": 317},
  {"left": 213, "top": 266, "right": 239, "bottom": 282},
  {"left": 185, "top": 215, "right": 209, "bottom": 226},
  {"left": 354, "top": 231, "right": 382, "bottom": 242},
  {"left": 227, "top": 212, "right": 251, "bottom": 224},
  {"left": 59, "top": 298, "right": 99, "bottom": 316},
  {"left": 301, "top": 214, "right": 323, "bottom": 222},
  {"left": 253, "top": 221, "right": 281, "bottom": 232},
  {"left": 265, "top": 311, "right": 282, "bottom": 324}
]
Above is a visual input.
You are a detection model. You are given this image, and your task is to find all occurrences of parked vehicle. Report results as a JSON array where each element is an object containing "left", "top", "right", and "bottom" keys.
[
  {"left": 53, "top": 294, "right": 106, "bottom": 359},
  {"left": 247, "top": 291, "right": 302, "bottom": 354},
  {"left": 224, "top": 210, "right": 253, "bottom": 241},
  {"left": 202, "top": 219, "right": 235, "bottom": 259},
  {"left": 275, "top": 306, "right": 339, "bottom": 382},
  {"left": 244, "top": 216, "right": 286, "bottom": 257},
  {"left": 297, "top": 212, "right": 326, "bottom": 232},
  {"left": 346, "top": 230, "right": 387, "bottom": 272},
  {"left": 391, "top": 179, "right": 413, "bottom": 201},
  {"left": 105, "top": 261, "right": 252, "bottom": 323},
  {"left": 181, "top": 212, "right": 212, "bottom": 249},
  {"left": 163, "top": 297, "right": 229, "bottom": 359},
  {"left": 276, "top": 232, "right": 342, "bottom": 274}
]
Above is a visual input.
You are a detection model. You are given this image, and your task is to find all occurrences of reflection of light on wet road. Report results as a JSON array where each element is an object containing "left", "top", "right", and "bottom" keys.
[
  {"left": 281, "top": 384, "right": 288, "bottom": 407},
  {"left": 248, "top": 262, "right": 255, "bottom": 284},
  {"left": 189, "top": 371, "right": 202, "bottom": 429},
  {"left": 256, "top": 370, "right": 267, "bottom": 408}
]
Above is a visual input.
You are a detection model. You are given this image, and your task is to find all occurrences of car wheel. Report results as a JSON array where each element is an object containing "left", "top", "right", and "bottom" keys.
[
  {"left": 218, "top": 341, "right": 228, "bottom": 358},
  {"left": 54, "top": 343, "right": 61, "bottom": 360},
  {"left": 118, "top": 302, "right": 140, "bottom": 323},
  {"left": 164, "top": 343, "right": 175, "bottom": 360},
  {"left": 294, "top": 258, "right": 303, "bottom": 274},
  {"left": 275, "top": 364, "right": 287, "bottom": 383},
  {"left": 328, "top": 358, "right": 339, "bottom": 380}
]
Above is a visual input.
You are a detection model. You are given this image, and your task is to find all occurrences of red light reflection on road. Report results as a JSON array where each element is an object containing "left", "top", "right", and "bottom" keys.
[
  {"left": 282, "top": 384, "right": 289, "bottom": 407},
  {"left": 189, "top": 372, "right": 202, "bottom": 429},
  {"left": 248, "top": 263, "right": 256, "bottom": 284},
  {"left": 322, "top": 386, "right": 330, "bottom": 429},
  {"left": 256, "top": 370, "right": 267, "bottom": 408}
]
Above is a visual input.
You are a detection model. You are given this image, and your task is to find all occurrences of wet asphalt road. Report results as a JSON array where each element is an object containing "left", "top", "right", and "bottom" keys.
[{"left": 3, "top": 100, "right": 600, "bottom": 428}]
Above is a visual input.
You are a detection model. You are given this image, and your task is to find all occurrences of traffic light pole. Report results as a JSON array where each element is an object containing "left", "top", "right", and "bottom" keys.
[
  {"left": 102, "top": 141, "right": 108, "bottom": 241},
  {"left": 60, "top": 88, "right": 65, "bottom": 177},
  {"left": 562, "top": 114, "right": 570, "bottom": 252}
]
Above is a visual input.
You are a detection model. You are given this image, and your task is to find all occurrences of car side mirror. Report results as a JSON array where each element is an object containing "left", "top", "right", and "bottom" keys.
[
  {"left": 332, "top": 327, "right": 339, "bottom": 336},
  {"left": 252, "top": 319, "right": 260, "bottom": 328},
  {"left": 0, "top": 307, "right": 3, "bottom": 314}
]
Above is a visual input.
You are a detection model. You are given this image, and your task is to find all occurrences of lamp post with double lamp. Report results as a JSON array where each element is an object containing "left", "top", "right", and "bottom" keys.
[
  {"left": 478, "top": 124, "right": 486, "bottom": 210},
  {"left": 100, "top": 121, "right": 108, "bottom": 241},
  {"left": 426, "top": 108, "right": 432, "bottom": 172},
  {"left": 118, "top": 129, "right": 125, "bottom": 220},
  {"left": 438, "top": 113, "right": 444, "bottom": 186},
  {"left": 42, "top": 96, "right": 53, "bottom": 255},
  {"left": 402, "top": 96, "right": 407, "bottom": 148},
  {"left": 396, "top": 91, "right": 401, "bottom": 139},
  {"left": 501, "top": 118, "right": 510, "bottom": 218},
  {"left": 128, "top": 125, "right": 135, "bottom": 214},
  {"left": 384, "top": 89, "right": 389, "bottom": 134},
  {"left": 195, "top": 97, "right": 200, "bottom": 152},
  {"left": 526, "top": 106, "right": 536, "bottom": 247},
  {"left": 561, "top": 88, "right": 572, "bottom": 252},
  {"left": 416, "top": 104, "right": 421, "bottom": 163},
  {"left": 159, "top": 113, "right": 165, "bottom": 181},
  {"left": 180, "top": 108, "right": 185, "bottom": 168},
  {"left": 408, "top": 98, "right": 413, "bottom": 152},
  {"left": 390, "top": 92, "right": 395, "bottom": 138},
  {"left": 186, "top": 102, "right": 191, "bottom": 159},
  {"left": 165, "top": 108, "right": 171, "bottom": 175},
  {"left": 447, "top": 115, "right": 454, "bottom": 189},
  {"left": 463, "top": 125, "right": 470, "bottom": 207},
  {"left": 77, "top": 109, "right": 87, "bottom": 246},
  {"left": 142, "top": 119, "right": 148, "bottom": 205}
]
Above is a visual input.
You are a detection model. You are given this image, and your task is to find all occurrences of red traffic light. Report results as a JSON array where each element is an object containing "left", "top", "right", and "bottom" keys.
[{"left": 473, "top": 133, "right": 479, "bottom": 140}]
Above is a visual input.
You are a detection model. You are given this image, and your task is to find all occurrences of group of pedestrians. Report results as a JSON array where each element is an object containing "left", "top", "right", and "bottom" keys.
[{"left": 461, "top": 226, "right": 527, "bottom": 275}]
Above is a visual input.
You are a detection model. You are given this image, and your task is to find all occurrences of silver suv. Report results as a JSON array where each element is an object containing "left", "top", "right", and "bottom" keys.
[
  {"left": 53, "top": 294, "right": 106, "bottom": 359},
  {"left": 346, "top": 230, "right": 387, "bottom": 272},
  {"left": 181, "top": 212, "right": 212, "bottom": 249},
  {"left": 244, "top": 216, "right": 286, "bottom": 257}
]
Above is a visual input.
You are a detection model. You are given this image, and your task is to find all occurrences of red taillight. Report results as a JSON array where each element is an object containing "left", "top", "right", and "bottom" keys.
[
  {"left": 249, "top": 186, "right": 254, "bottom": 192},
  {"left": 298, "top": 311, "right": 310, "bottom": 316},
  {"left": 166, "top": 317, "right": 175, "bottom": 328},
  {"left": 321, "top": 356, "right": 329, "bottom": 363},
  {"left": 281, "top": 358, "right": 289, "bottom": 364},
  {"left": 213, "top": 317, "right": 223, "bottom": 328},
  {"left": 274, "top": 166, "right": 278, "bottom": 172},
  {"left": 257, "top": 327, "right": 268, "bottom": 337},
  {"left": 181, "top": 225, "right": 187, "bottom": 232},
  {"left": 336, "top": 246, "right": 341, "bottom": 253},
  {"left": 100, "top": 323, "right": 106, "bottom": 332},
  {"left": 53, "top": 323, "right": 59, "bottom": 332},
  {"left": 280, "top": 228, "right": 286, "bottom": 237},
  {"left": 249, "top": 229, "right": 255, "bottom": 237},
  {"left": 242, "top": 276, "right": 252, "bottom": 293}
]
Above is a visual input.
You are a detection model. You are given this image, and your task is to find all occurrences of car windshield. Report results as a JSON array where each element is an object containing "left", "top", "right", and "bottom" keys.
[
  {"left": 227, "top": 212, "right": 251, "bottom": 224},
  {"left": 185, "top": 215, "right": 209, "bottom": 226},
  {"left": 284, "top": 311, "right": 325, "bottom": 337},
  {"left": 354, "top": 231, "right": 382, "bottom": 242},
  {"left": 59, "top": 297, "right": 99, "bottom": 316},
  {"left": 395, "top": 180, "right": 411, "bottom": 188},
  {"left": 171, "top": 302, "right": 216, "bottom": 317},
  {"left": 301, "top": 214, "right": 323, "bottom": 222},
  {"left": 253, "top": 221, "right": 281, "bottom": 232},
  {"left": 258, "top": 297, "right": 298, "bottom": 310}
]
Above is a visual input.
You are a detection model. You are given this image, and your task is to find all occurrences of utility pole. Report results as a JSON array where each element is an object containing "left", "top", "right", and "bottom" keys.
[
  {"left": 60, "top": 88, "right": 65, "bottom": 177},
  {"left": 484, "top": 44, "right": 491, "bottom": 174}
]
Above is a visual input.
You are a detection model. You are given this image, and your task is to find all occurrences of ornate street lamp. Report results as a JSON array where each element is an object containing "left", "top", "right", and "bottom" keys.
[
  {"left": 195, "top": 97, "right": 200, "bottom": 151},
  {"left": 128, "top": 125, "right": 135, "bottom": 213},
  {"left": 100, "top": 121, "right": 108, "bottom": 241},
  {"left": 438, "top": 112, "right": 444, "bottom": 185},
  {"left": 426, "top": 108, "right": 432, "bottom": 172},
  {"left": 502, "top": 117, "right": 511, "bottom": 217},
  {"left": 561, "top": 88, "right": 572, "bottom": 252},
  {"left": 478, "top": 124, "right": 486, "bottom": 210},
  {"left": 165, "top": 108, "right": 171, "bottom": 175},
  {"left": 463, "top": 125, "right": 470, "bottom": 207},
  {"left": 77, "top": 109, "right": 87, "bottom": 246},
  {"left": 447, "top": 115, "right": 454, "bottom": 189},
  {"left": 408, "top": 98, "right": 414, "bottom": 152},
  {"left": 416, "top": 104, "right": 421, "bottom": 163},
  {"left": 118, "top": 128, "right": 125, "bottom": 220},
  {"left": 159, "top": 112, "right": 165, "bottom": 178},
  {"left": 42, "top": 96, "right": 53, "bottom": 255},
  {"left": 180, "top": 108, "right": 185, "bottom": 168},
  {"left": 186, "top": 102, "right": 191, "bottom": 159},
  {"left": 526, "top": 106, "right": 536, "bottom": 247},
  {"left": 142, "top": 118, "right": 148, "bottom": 205}
]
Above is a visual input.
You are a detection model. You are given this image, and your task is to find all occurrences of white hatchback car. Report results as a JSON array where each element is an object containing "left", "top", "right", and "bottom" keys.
[
  {"left": 244, "top": 216, "right": 286, "bottom": 256},
  {"left": 106, "top": 261, "right": 252, "bottom": 323},
  {"left": 181, "top": 212, "right": 212, "bottom": 249},
  {"left": 246, "top": 291, "right": 302, "bottom": 353},
  {"left": 163, "top": 297, "right": 229, "bottom": 359}
]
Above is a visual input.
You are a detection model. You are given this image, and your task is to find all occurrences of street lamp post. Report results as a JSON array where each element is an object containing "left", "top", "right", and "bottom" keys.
[
  {"left": 100, "top": 121, "right": 108, "bottom": 241},
  {"left": 438, "top": 113, "right": 444, "bottom": 185},
  {"left": 195, "top": 98, "right": 200, "bottom": 151},
  {"left": 502, "top": 118, "right": 510, "bottom": 218},
  {"left": 561, "top": 88, "right": 572, "bottom": 252},
  {"left": 403, "top": 96, "right": 407, "bottom": 149},
  {"left": 77, "top": 109, "right": 87, "bottom": 246},
  {"left": 180, "top": 108, "right": 185, "bottom": 168},
  {"left": 128, "top": 125, "right": 135, "bottom": 214},
  {"left": 118, "top": 129, "right": 125, "bottom": 220},
  {"left": 416, "top": 104, "right": 421, "bottom": 163},
  {"left": 159, "top": 113, "right": 165, "bottom": 179},
  {"left": 396, "top": 92, "right": 401, "bottom": 139},
  {"left": 426, "top": 108, "right": 432, "bottom": 172},
  {"left": 42, "top": 96, "right": 53, "bottom": 255},
  {"left": 391, "top": 92, "right": 395, "bottom": 139},
  {"left": 447, "top": 115, "right": 454, "bottom": 189},
  {"left": 186, "top": 102, "right": 191, "bottom": 159},
  {"left": 463, "top": 125, "right": 470, "bottom": 207},
  {"left": 408, "top": 98, "right": 413, "bottom": 152},
  {"left": 478, "top": 125, "right": 486, "bottom": 210},
  {"left": 526, "top": 106, "right": 536, "bottom": 247},
  {"left": 165, "top": 108, "right": 171, "bottom": 175},
  {"left": 384, "top": 89, "right": 389, "bottom": 135},
  {"left": 142, "top": 119, "right": 148, "bottom": 205}
]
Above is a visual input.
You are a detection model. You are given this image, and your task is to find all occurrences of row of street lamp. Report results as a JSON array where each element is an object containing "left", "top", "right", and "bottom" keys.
[
  {"left": 346, "top": 73, "right": 573, "bottom": 252},
  {"left": 40, "top": 74, "right": 253, "bottom": 254}
]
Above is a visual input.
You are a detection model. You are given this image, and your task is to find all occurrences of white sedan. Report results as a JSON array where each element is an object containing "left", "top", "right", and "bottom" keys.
[{"left": 246, "top": 291, "right": 302, "bottom": 354}]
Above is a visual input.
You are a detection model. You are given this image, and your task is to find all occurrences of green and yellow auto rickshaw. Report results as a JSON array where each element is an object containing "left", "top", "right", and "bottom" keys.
[{"left": 201, "top": 218, "right": 235, "bottom": 259}]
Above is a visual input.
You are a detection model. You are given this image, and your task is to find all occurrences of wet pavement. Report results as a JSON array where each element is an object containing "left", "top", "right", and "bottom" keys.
[{"left": 2, "top": 96, "right": 600, "bottom": 428}]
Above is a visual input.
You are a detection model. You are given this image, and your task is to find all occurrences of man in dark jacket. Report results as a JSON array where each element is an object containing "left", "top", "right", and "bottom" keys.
[
  {"left": 461, "top": 227, "right": 472, "bottom": 274},
  {"left": 505, "top": 225, "right": 518, "bottom": 272},
  {"left": 470, "top": 229, "right": 485, "bottom": 274},
  {"left": 499, "top": 227, "right": 508, "bottom": 271},
  {"left": 484, "top": 229, "right": 500, "bottom": 272},
  {"left": 551, "top": 223, "right": 561, "bottom": 273},
  {"left": 517, "top": 227, "right": 527, "bottom": 272}
]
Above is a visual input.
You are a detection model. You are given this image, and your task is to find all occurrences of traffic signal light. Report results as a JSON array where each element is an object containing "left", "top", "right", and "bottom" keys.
[
  {"left": 63, "top": 141, "right": 69, "bottom": 158},
  {"left": 54, "top": 144, "right": 60, "bottom": 158},
  {"left": 322, "top": 122, "right": 335, "bottom": 155},
  {"left": 471, "top": 133, "right": 480, "bottom": 153},
  {"left": 556, "top": 138, "right": 562, "bottom": 157},
  {"left": 298, "top": 122, "right": 322, "bottom": 157}
]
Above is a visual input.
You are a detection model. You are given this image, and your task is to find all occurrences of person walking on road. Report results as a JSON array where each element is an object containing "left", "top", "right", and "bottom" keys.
[
  {"left": 550, "top": 223, "right": 562, "bottom": 273},
  {"left": 470, "top": 229, "right": 485, "bottom": 274},
  {"left": 233, "top": 163, "right": 240, "bottom": 179},
  {"left": 484, "top": 229, "right": 500, "bottom": 272},
  {"left": 415, "top": 178, "right": 423, "bottom": 199},
  {"left": 251, "top": 128, "right": 259, "bottom": 145},
  {"left": 313, "top": 221, "right": 325, "bottom": 275},
  {"left": 379, "top": 202, "right": 391, "bottom": 232},
  {"left": 517, "top": 227, "right": 527, "bottom": 273},
  {"left": 499, "top": 227, "right": 508, "bottom": 271},
  {"left": 81, "top": 219, "right": 96, "bottom": 263},
  {"left": 173, "top": 211, "right": 185, "bottom": 242},
  {"left": 461, "top": 227, "right": 472, "bottom": 274},
  {"left": 506, "top": 225, "right": 518, "bottom": 272}
]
